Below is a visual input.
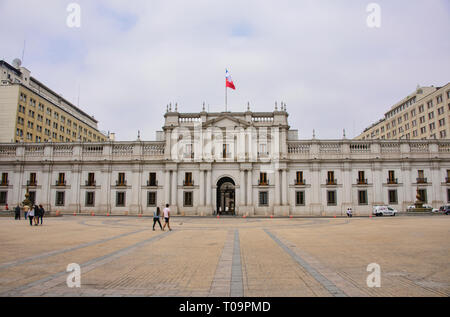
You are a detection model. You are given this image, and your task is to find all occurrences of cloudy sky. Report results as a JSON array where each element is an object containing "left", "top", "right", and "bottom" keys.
[{"left": 1, "top": 0, "right": 449, "bottom": 140}]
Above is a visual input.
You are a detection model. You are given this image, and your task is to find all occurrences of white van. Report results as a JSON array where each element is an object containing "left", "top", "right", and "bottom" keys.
[{"left": 373, "top": 205, "right": 397, "bottom": 216}]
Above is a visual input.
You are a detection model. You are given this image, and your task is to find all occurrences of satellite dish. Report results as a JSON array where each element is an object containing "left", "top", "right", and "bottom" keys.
[{"left": 12, "top": 58, "right": 22, "bottom": 68}]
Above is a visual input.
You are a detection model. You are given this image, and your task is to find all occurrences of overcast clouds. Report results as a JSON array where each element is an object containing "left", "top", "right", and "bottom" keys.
[{"left": 1, "top": 0, "right": 449, "bottom": 140}]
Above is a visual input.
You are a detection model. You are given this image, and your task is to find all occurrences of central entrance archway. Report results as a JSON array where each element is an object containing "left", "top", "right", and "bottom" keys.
[{"left": 216, "top": 177, "right": 236, "bottom": 216}]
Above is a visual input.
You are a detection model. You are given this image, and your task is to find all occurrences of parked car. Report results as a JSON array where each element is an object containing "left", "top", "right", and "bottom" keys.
[
  {"left": 438, "top": 205, "right": 450, "bottom": 215},
  {"left": 373, "top": 205, "right": 397, "bottom": 216},
  {"left": 407, "top": 205, "right": 416, "bottom": 211}
]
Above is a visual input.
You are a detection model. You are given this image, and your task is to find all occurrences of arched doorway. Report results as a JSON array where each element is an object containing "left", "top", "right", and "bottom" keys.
[{"left": 216, "top": 177, "right": 236, "bottom": 215}]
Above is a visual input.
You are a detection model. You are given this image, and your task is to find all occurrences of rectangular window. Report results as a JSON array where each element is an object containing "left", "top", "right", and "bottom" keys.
[
  {"left": 117, "top": 173, "right": 126, "bottom": 186},
  {"left": 85, "top": 192, "right": 95, "bottom": 207},
  {"left": 184, "top": 172, "right": 193, "bottom": 186},
  {"left": 358, "top": 171, "right": 366, "bottom": 184},
  {"left": 148, "top": 173, "right": 157, "bottom": 186},
  {"left": 327, "top": 190, "right": 337, "bottom": 205},
  {"left": 0, "top": 191, "right": 7, "bottom": 205},
  {"left": 56, "top": 191, "right": 65, "bottom": 206},
  {"left": 296, "top": 171, "right": 304, "bottom": 185},
  {"left": 448, "top": 189, "right": 450, "bottom": 203},
  {"left": 29, "top": 173, "right": 37, "bottom": 186},
  {"left": 388, "top": 170, "right": 396, "bottom": 184},
  {"left": 259, "top": 172, "right": 268, "bottom": 185},
  {"left": 1, "top": 173, "right": 8, "bottom": 186},
  {"left": 437, "top": 95, "right": 443, "bottom": 104},
  {"left": 259, "top": 191, "right": 269, "bottom": 206},
  {"left": 87, "top": 173, "right": 95, "bottom": 186},
  {"left": 295, "top": 191, "right": 305, "bottom": 206},
  {"left": 388, "top": 190, "right": 397, "bottom": 204},
  {"left": 358, "top": 190, "right": 368, "bottom": 205},
  {"left": 147, "top": 192, "right": 157, "bottom": 207},
  {"left": 116, "top": 192, "right": 126, "bottom": 207},
  {"left": 57, "top": 173, "right": 65, "bottom": 186},
  {"left": 327, "top": 171, "right": 336, "bottom": 185},
  {"left": 183, "top": 191, "right": 193, "bottom": 207}
]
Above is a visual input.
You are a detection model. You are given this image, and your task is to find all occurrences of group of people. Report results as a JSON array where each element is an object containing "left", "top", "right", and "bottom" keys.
[
  {"left": 152, "top": 204, "right": 172, "bottom": 231},
  {"left": 14, "top": 204, "right": 45, "bottom": 226}
]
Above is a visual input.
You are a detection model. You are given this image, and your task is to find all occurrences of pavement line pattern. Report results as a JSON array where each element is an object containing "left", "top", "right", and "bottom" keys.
[
  {"left": 230, "top": 229, "right": 244, "bottom": 297},
  {"left": 264, "top": 229, "right": 348, "bottom": 297},
  {"left": 209, "top": 230, "right": 234, "bottom": 297},
  {"left": 2, "top": 231, "right": 175, "bottom": 296},
  {"left": 0, "top": 229, "right": 146, "bottom": 272}
]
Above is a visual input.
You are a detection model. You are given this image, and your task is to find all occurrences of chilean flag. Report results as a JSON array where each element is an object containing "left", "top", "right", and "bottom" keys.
[{"left": 226, "top": 69, "right": 236, "bottom": 90}]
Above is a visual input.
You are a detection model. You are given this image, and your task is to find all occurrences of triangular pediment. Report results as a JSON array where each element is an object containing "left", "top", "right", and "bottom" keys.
[{"left": 203, "top": 114, "right": 250, "bottom": 129}]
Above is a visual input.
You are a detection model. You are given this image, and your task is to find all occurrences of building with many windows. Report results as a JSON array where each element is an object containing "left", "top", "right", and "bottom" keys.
[
  {"left": 1, "top": 105, "right": 450, "bottom": 216},
  {"left": 0, "top": 60, "right": 108, "bottom": 143},
  {"left": 356, "top": 83, "right": 450, "bottom": 141}
]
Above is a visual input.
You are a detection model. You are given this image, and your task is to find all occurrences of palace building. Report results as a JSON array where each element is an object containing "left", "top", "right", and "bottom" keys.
[
  {"left": 0, "top": 60, "right": 108, "bottom": 144},
  {"left": 1, "top": 104, "right": 450, "bottom": 216}
]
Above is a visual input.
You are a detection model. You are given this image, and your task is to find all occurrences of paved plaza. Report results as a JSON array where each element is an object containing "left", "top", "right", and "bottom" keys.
[{"left": 0, "top": 215, "right": 449, "bottom": 297}]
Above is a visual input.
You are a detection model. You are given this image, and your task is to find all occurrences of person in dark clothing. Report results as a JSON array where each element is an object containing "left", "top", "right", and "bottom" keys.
[
  {"left": 33, "top": 205, "right": 40, "bottom": 226},
  {"left": 153, "top": 207, "right": 163, "bottom": 231},
  {"left": 14, "top": 205, "right": 21, "bottom": 220},
  {"left": 38, "top": 204, "right": 45, "bottom": 225}
]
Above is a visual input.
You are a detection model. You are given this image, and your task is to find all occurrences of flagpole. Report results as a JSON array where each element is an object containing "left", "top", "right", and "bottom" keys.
[{"left": 225, "top": 84, "right": 227, "bottom": 112}]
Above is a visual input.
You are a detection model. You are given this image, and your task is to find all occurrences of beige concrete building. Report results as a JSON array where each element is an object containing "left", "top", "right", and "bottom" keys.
[
  {"left": 0, "top": 60, "right": 108, "bottom": 144},
  {"left": 357, "top": 83, "right": 450, "bottom": 141}
]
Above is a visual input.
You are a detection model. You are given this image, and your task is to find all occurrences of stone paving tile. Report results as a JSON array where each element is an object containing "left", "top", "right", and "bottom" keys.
[{"left": 0, "top": 216, "right": 448, "bottom": 297}]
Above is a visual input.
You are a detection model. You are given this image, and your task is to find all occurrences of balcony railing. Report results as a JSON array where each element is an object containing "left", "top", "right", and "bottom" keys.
[
  {"left": 183, "top": 152, "right": 194, "bottom": 159},
  {"left": 222, "top": 152, "right": 232, "bottom": 159},
  {"left": 387, "top": 178, "right": 398, "bottom": 184},
  {"left": 0, "top": 180, "right": 9, "bottom": 186},
  {"left": 357, "top": 179, "right": 368, "bottom": 185},
  {"left": 326, "top": 179, "right": 337, "bottom": 185},
  {"left": 183, "top": 180, "right": 194, "bottom": 186},
  {"left": 116, "top": 180, "right": 127, "bottom": 187},
  {"left": 294, "top": 179, "right": 305, "bottom": 186},
  {"left": 27, "top": 180, "right": 37, "bottom": 186},
  {"left": 416, "top": 178, "right": 428, "bottom": 184},
  {"left": 258, "top": 180, "right": 269, "bottom": 186},
  {"left": 55, "top": 180, "right": 66, "bottom": 186},
  {"left": 147, "top": 180, "right": 158, "bottom": 187},
  {"left": 85, "top": 180, "right": 96, "bottom": 187},
  {"left": 446, "top": 177, "right": 450, "bottom": 183}
]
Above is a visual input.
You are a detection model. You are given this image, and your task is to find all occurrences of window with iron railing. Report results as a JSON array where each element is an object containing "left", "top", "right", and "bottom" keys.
[
  {"left": 147, "top": 173, "right": 158, "bottom": 186},
  {"left": 295, "top": 171, "right": 305, "bottom": 185},
  {"left": 259, "top": 173, "right": 268, "bottom": 186},
  {"left": 116, "top": 173, "right": 126, "bottom": 186},
  {"left": 417, "top": 170, "right": 427, "bottom": 183},
  {"left": 387, "top": 171, "right": 397, "bottom": 184},
  {"left": 1, "top": 173, "right": 9, "bottom": 186},
  {"left": 56, "top": 173, "right": 66, "bottom": 186},
  {"left": 327, "top": 171, "right": 336, "bottom": 185},
  {"left": 86, "top": 173, "right": 96, "bottom": 186},
  {"left": 357, "top": 171, "right": 367, "bottom": 184},
  {"left": 184, "top": 173, "right": 193, "bottom": 186},
  {"left": 28, "top": 173, "right": 37, "bottom": 186}
]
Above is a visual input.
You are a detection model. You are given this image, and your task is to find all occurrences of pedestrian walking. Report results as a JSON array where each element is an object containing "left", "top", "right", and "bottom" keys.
[
  {"left": 346, "top": 208, "right": 353, "bottom": 218},
  {"left": 33, "top": 205, "right": 40, "bottom": 226},
  {"left": 162, "top": 204, "right": 172, "bottom": 231},
  {"left": 14, "top": 205, "right": 21, "bottom": 220},
  {"left": 153, "top": 207, "right": 163, "bottom": 231},
  {"left": 38, "top": 204, "right": 45, "bottom": 225},
  {"left": 28, "top": 205, "right": 35, "bottom": 226},
  {"left": 24, "top": 205, "right": 30, "bottom": 220}
]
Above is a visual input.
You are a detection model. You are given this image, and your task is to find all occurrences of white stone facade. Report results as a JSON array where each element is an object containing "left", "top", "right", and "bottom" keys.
[{"left": 1, "top": 108, "right": 450, "bottom": 216}]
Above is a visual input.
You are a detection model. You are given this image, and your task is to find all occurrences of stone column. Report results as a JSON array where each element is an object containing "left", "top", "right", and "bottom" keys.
[
  {"left": 199, "top": 170, "right": 205, "bottom": 206},
  {"left": 247, "top": 170, "right": 253, "bottom": 206},
  {"left": 240, "top": 170, "right": 246, "bottom": 206},
  {"left": 274, "top": 169, "right": 280, "bottom": 206},
  {"left": 164, "top": 169, "right": 170, "bottom": 205},
  {"left": 171, "top": 170, "right": 178, "bottom": 208},
  {"left": 282, "top": 169, "right": 287, "bottom": 205},
  {"left": 206, "top": 170, "right": 212, "bottom": 212}
]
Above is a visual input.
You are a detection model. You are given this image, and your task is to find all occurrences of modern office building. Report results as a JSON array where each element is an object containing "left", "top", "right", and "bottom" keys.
[
  {"left": 357, "top": 83, "right": 450, "bottom": 141},
  {"left": 0, "top": 59, "right": 108, "bottom": 143},
  {"left": 1, "top": 105, "right": 449, "bottom": 216}
]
